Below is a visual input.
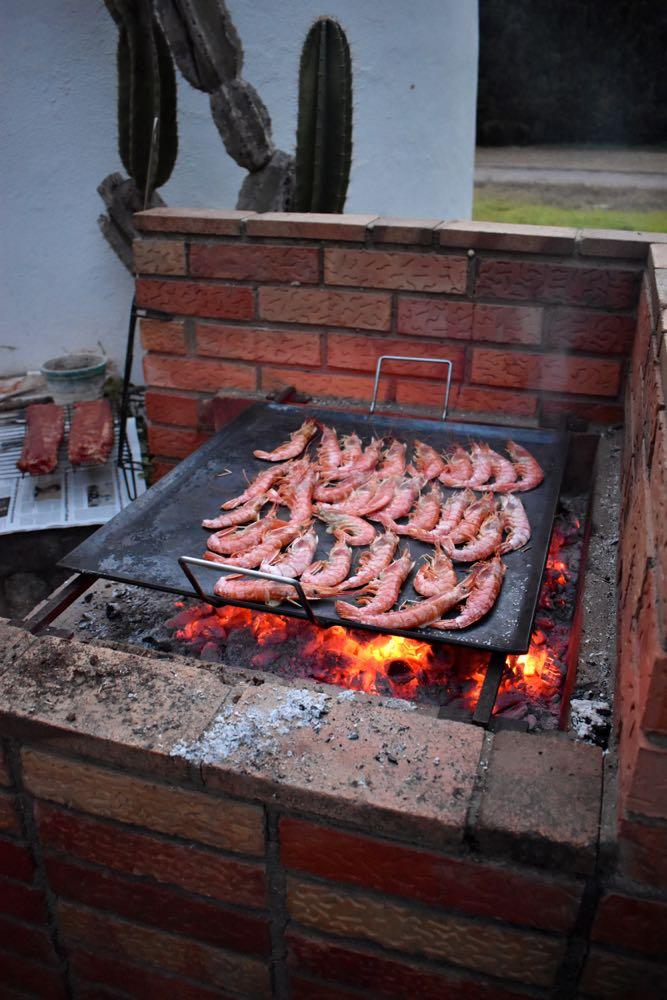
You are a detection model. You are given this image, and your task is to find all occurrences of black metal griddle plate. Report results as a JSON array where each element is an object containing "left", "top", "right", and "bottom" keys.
[{"left": 60, "top": 403, "right": 568, "bottom": 654}]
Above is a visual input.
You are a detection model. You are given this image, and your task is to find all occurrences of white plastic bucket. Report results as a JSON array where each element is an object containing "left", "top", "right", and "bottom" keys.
[{"left": 41, "top": 353, "right": 107, "bottom": 405}]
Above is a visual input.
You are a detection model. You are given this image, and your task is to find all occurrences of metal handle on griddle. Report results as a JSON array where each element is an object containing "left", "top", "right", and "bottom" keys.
[
  {"left": 178, "top": 556, "right": 319, "bottom": 625},
  {"left": 369, "top": 355, "right": 453, "bottom": 421}
]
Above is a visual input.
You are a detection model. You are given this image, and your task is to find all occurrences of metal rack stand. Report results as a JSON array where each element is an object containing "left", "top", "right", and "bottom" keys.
[{"left": 116, "top": 296, "right": 174, "bottom": 501}]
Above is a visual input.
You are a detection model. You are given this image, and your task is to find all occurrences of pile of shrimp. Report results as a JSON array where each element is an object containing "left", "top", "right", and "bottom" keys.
[{"left": 200, "top": 419, "right": 544, "bottom": 631}]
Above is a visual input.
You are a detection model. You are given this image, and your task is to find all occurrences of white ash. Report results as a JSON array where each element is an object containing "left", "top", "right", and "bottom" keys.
[
  {"left": 570, "top": 698, "right": 612, "bottom": 742},
  {"left": 336, "top": 689, "right": 357, "bottom": 702},
  {"left": 172, "top": 687, "right": 330, "bottom": 764}
]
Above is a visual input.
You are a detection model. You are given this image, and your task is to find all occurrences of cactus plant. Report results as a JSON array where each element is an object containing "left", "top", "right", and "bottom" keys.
[
  {"left": 155, "top": 0, "right": 285, "bottom": 203},
  {"left": 111, "top": 0, "right": 178, "bottom": 198},
  {"left": 154, "top": 0, "right": 242, "bottom": 92},
  {"left": 294, "top": 17, "right": 353, "bottom": 213},
  {"left": 103, "top": 1, "right": 354, "bottom": 233},
  {"left": 100, "top": 0, "right": 178, "bottom": 269}
]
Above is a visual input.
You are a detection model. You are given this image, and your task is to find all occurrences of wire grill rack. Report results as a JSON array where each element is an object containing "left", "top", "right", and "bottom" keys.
[{"left": 0, "top": 403, "right": 143, "bottom": 500}]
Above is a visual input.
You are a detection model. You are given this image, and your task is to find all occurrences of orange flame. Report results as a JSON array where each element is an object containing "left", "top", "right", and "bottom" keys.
[{"left": 170, "top": 518, "right": 578, "bottom": 713}]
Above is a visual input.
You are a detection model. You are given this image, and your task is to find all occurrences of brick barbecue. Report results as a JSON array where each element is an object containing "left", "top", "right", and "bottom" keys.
[{"left": 0, "top": 216, "right": 666, "bottom": 998}]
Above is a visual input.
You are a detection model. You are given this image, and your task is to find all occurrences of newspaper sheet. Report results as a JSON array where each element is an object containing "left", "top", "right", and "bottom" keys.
[{"left": 0, "top": 418, "right": 146, "bottom": 535}]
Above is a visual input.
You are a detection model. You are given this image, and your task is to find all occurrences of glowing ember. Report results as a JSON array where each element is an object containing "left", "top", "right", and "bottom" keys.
[
  {"left": 170, "top": 601, "right": 488, "bottom": 706},
  {"left": 168, "top": 511, "right": 583, "bottom": 721}
]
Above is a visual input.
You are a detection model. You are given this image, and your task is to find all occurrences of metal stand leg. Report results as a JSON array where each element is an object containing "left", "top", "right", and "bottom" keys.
[
  {"left": 16, "top": 573, "right": 97, "bottom": 635},
  {"left": 472, "top": 650, "right": 506, "bottom": 727}
]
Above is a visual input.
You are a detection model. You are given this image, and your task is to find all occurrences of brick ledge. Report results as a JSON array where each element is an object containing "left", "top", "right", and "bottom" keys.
[
  {"left": 134, "top": 208, "right": 667, "bottom": 259},
  {"left": 0, "top": 620, "right": 602, "bottom": 876}
]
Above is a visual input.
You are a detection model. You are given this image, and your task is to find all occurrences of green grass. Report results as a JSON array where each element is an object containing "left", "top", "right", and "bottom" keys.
[{"left": 473, "top": 196, "right": 667, "bottom": 232}]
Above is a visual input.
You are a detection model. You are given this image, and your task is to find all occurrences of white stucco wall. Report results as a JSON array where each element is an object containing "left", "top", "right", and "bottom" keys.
[{"left": 0, "top": 0, "right": 478, "bottom": 378}]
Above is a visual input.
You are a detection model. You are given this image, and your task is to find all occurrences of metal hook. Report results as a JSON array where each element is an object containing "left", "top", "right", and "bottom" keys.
[
  {"left": 178, "top": 555, "right": 320, "bottom": 625},
  {"left": 369, "top": 355, "right": 453, "bottom": 421}
]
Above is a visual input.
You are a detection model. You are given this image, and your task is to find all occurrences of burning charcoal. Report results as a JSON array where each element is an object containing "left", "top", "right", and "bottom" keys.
[
  {"left": 105, "top": 602, "right": 123, "bottom": 621},
  {"left": 443, "top": 696, "right": 467, "bottom": 713},
  {"left": 167, "top": 606, "right": 210, "bottom": 630},
  {"left": 375, "top": 676, "right": 393, "bottom": 696},
  {"left": 493, "top": 691, "right": 524, "bottom": 713},
  {"left": 142, "top": 634, "right": 173, "bottom": 652},
  {"left": 497, "top": 702, "right": 528, "bottom": 720},
  {"left": 251, "top": 648, "right": 282, "bottom": 669},
  {"left": 385, "top": 659, "right": 414, "bottom": 685},
  {"left": 200, "top": 642, "right": 222, "bottom": 663}
]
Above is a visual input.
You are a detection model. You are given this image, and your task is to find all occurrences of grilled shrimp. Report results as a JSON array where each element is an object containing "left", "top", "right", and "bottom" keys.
[
  {"left": 459, "top": 442, "right": 493, "bottom": 488},
  {"left": 443, "top": 512, "right": 503, "bottom": 562},
  {"left": 221, "top": 464, "right": 288, "bottom": 510},
  {"left": 382, "top": 484, "right": 442, "bottom": 535},
  {"left": 380, "top": 439, "right": 407, "bottom": 477},
  {"left": 279, "top": 465, "right": 317, "bottom": 523},
  {"left": 336, "top": 432, "right": 363, "bottom": 469},
  {"left": 253, "top": 419, "right": 318, "bottom": 462},
  {"left": 439, "top": 446, "right": 473, "bottom": 488},
  {"left": 213, "top": 576, "right": 293, "bottom": 604},
  {"left": 413, "top": 548, "right": 457, "bottom": 597},
  {"left": 336, "top": 549, "right": 413, "bottom": 619},
  {"left": 358, "top": 476, "right": 399, "bottom": 516},
  {"left": 339, "top": 579, "right": 473, "bottom": 631},
  {"left": 433, "top": 556, "right": 505, "bottom": 630},
  {"left": 317, "top": 425, "right": 342, "bottom": 473},
  {"left": 323, "top": 478, "right": 379, "bottom": 517},
  {"left": 205, "top": 536, "right": 281, "bottom": 569},
  {"left": 447, "top": 493, "right": 496, "bottom": 545},
  {"left": 202, "top": 494, "right": 265, "bottom": 530},
  {"left": 329, "top": 437, "right": 383, "bottom": 479},
  {"left": 396, "top": 489, "right": 472, "bottom": 544},
  {"left": 371, "top": 476, "right": 421, "bottom": 523},
  {"left": 206, "top": 515, "right": 284, "bottom": 555},
  {"left": 501, "top": 441, "right": 545, "bottom": 493},
  {"left": 498, "top": 495, "right": 531, "bottom": 554},
  {"left": 334, "top": 532, "right": 399, "bottom": 593},
  {"left": 477, "top": 443, "right": 517, "bottom": 491},
  {"left": 263, "top": 526, "right": 319, "bottom": 578},
  {"left": 316, "top": 508, "right": 377, "bottom": 547},
  {"left": 314, "top": 468, "right": 373, "bottom": 503},
  {"left": 301, "top": 540, "right": 353, "bottom": 593},
  {"left": 436, "top": 489, "right": 475, "bottom": 537},
  {"left": 408, "top": 440, "right": 445, "bottom": 481},
  {"left": 207, "top": 522, "right": 302, "bottom": 569}
]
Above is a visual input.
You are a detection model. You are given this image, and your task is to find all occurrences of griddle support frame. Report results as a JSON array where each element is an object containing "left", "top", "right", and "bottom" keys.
[
  {"left": 369, "top": 356, "right": 453, "bottom": 420},
  {"left": 16, "top": 572, "right": 97, "bottom": 635},
  {"left": 472, "top": 651, "right": 506, "bottom": 727},
  {"left": 178, "top": 556, "right": 320, "bottom": 625}
]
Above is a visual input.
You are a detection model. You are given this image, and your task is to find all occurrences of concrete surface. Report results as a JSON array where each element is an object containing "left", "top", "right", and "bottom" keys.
[{"left": 476, "top": 146, "right": 667, "bottom": 190}]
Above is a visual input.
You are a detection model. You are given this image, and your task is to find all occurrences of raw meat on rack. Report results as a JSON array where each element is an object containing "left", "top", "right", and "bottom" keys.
[
  {"left": 68, "top": 399, "right": 114, "bottom": 466},
  {"left": 17, "top": 403, "right": 65, "bottom": 476}
]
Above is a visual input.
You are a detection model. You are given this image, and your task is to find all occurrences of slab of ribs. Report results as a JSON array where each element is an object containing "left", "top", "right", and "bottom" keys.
[
  {"left": 68, "top": 399, "right": 114, "bottom": 466},
  {"left": 17, "top": 403, "right": 65, "bottom": 476}
]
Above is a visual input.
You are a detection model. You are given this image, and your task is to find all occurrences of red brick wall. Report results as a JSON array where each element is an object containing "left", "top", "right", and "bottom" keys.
[
  {"left": 1, "top": 619, "right": 667, "bottom": 997},
  {"left": 0, "top": 740, "right": 68, "bottom": 998},
  {"left": 616, "top": 245, "right": 667, "bottom": 888},
  {"left": 132, "top": 211, "right": 656, "bottom": 477}
]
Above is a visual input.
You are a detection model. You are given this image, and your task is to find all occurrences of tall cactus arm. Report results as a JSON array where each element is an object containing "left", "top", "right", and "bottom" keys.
[
  {"left": 100, "top": 0, "right": 177, "bottom": 271},
  {"left": 210, "top": 79, "right": 274, "bottom": 172},
  {"left": 112, "top": 0, "right": 177, "bottom": 197},
  {"left": 154, "top": 0, "right": 242, "bottom": 92},
  {"left": 294, "top": 17, "right": 353, "bottom": 213},
  {"left": 153, "top": 19, "right": 179, "bottom": 188},
  {"left": 154, "top": 0, "right": 294, "bottom": 209}
]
